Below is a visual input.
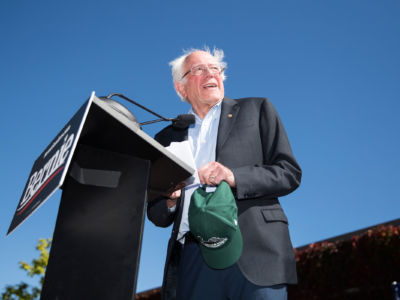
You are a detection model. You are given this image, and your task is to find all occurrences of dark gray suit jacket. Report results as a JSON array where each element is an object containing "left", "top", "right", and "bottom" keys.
[{"left": 147, "top": 97, "right": 302, "bottom": 300}]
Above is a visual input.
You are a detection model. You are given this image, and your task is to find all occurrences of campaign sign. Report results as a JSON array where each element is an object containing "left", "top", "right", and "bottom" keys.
[{"left": 7, "top": 94, "right": 94, "bottom": 235}]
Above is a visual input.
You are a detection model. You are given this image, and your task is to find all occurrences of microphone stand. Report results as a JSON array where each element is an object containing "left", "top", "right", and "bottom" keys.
[
  {"left": 104, "top": 93, "right": 170, "bottom": 125},
  {"left": 101, "top": 93, "right": 194, "bottom": 128}
]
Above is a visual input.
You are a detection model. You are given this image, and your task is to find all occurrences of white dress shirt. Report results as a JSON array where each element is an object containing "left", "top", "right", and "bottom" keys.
[{"left": 176, "top": 100, "right": 222, "bottom": 242}]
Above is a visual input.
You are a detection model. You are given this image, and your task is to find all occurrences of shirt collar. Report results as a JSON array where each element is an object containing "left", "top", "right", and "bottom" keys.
[{"left": 189, "top": 100, "right": 223, "bottom": 123}]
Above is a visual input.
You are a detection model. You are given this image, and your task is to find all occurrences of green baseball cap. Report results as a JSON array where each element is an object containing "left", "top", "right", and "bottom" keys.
[{"left": 188, "top": 181, "right": 243, "bottom": 269}]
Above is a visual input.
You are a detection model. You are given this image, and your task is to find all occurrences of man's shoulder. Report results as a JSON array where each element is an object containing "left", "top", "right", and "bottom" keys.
[
  {"left": 225, "top": 97, "right": 279, "bottom": 119},
  {"left": 225, "top": 97, "right": 274, "bottom": 111},
  {"left": 227, "top": 97, "right": 271, "bottom": 106},
  {"left": 154, "top": 125, "right": 187, "bottom": 147}
]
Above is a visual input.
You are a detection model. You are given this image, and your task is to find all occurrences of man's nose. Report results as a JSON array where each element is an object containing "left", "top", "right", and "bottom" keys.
[{"left": 204, "top": 67, "right": 215, "bottom": 76}]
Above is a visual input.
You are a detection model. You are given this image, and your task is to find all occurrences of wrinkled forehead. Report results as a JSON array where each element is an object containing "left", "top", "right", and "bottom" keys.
[{"left": 184, "top": 51, "right": 218, "bottom": 69}]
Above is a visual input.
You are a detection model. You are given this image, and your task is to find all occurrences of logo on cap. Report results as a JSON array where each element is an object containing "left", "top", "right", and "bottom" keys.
[{"left": 189, "top": 181, "right": 243, "bottom": 269}]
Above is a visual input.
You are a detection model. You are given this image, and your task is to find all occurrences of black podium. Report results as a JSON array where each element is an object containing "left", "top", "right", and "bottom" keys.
[{"left": 8, "top": 93, "right": 194, "bottom": 300}]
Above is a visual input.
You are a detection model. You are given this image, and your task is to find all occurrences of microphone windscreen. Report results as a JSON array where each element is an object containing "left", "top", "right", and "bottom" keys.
[{"left": 172, "top": 114, "right": 195, "bottom": 129}]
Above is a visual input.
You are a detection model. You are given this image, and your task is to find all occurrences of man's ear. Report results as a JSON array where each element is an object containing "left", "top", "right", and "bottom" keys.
[{"left": 174, "top": 81, "right": 186, "bottom": 99}]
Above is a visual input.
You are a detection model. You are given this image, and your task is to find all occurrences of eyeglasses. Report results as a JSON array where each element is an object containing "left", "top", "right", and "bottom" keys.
[{"left": 181, "top": 64, "right": 225, "bottom": 80}]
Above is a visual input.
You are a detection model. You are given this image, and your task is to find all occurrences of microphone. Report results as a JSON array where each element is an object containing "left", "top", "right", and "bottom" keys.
[
  {"left": 100, "top": 93, "right": 195, "bottom": 129},
  {"left": 171, "top": 114, "right": 195, "bottom": 129}
]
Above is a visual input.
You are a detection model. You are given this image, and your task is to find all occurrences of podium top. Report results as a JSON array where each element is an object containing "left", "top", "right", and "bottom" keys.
[
  {"left": 82, "top": 95, "right": 195, "bottom": 198},
  {"left": 8, "top": 93, "right": 195, "bottom": 235}
]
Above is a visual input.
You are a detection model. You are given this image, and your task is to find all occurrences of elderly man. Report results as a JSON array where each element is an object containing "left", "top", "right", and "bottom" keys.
[{"left": 147, "top": 47, "right": 301, "bottom": 300}]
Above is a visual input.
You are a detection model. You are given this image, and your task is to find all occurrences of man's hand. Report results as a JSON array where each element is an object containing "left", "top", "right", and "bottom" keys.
[
  {"left": 198, "top": 161, "right": 236, "bottom": 187},
  {"left": 163, "top": 182, "right": 185, "bottom": 209},
  {"left": 166, "top": 190, "right": 181, "bottom": 209}
]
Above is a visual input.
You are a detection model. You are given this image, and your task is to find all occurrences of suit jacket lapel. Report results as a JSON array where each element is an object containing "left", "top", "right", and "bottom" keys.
[{"left": 216, "top": 97, "right": 239, "bottom": 159}]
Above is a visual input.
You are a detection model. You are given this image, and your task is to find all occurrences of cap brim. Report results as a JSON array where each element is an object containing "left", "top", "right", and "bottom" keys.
[{"left": 199, "top": 227, "right": 243, "bottom": 269}]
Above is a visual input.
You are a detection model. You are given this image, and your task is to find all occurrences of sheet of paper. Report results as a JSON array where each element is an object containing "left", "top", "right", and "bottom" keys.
[
  {"left": 166, "top": 141, "right": 197, "bottom": 186},
  {"left": 166, "top": 141, "right": 196, "bottom": 170},
  {"left": 165, "top": 141, "right": 216, "bottom": 192}
]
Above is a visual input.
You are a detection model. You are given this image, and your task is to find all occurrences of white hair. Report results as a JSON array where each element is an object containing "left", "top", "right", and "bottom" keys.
[{"left": 169, "top": 46, "right": 227, "bottom": 101}]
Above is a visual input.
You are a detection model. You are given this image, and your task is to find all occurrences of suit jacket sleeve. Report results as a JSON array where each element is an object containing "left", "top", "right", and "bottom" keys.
[
  {"left": 147, "top": 195, "right": 176, "bottom": 228},
  {"left": 146, "top": 126, "right": 182, "bottom": 228},
  {"left": 230, "top": 98, "right": 301, "bottom": 200}
]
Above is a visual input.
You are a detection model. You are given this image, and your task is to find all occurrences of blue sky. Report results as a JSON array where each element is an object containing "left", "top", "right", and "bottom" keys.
[{"left": 1, "top": 0, "right": 399, "bottom": 294}]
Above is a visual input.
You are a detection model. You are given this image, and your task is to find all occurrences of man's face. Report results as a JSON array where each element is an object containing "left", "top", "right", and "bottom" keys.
[{"left": 176, "top": 51, "right": 225, "bottom": 111}]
